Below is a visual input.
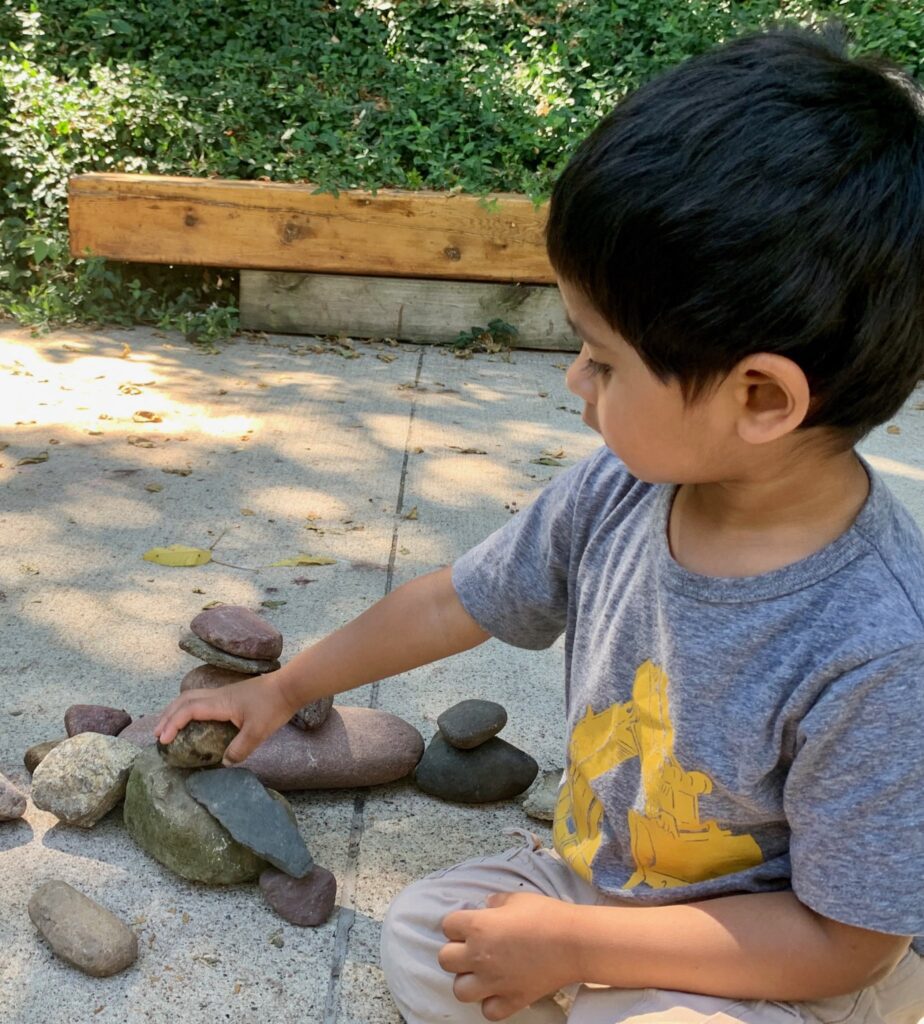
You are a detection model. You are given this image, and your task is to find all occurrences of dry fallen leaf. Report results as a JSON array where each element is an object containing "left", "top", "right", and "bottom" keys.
[
  {"left": 376, "top": 353, "right": 398, "bottom": 363},
  {"left": 133, "top": 410, "right": 163, "bottom": 424},
  {"left": 542, "top": 447, "right": 566, "bottom": 458},
  {"left": 270, "top": 555, "right": 337, "bottom": 567},
  {"left": 120, "top": 342, "right": 132, "bottom": 359},
  {"left": 16, "top": 452, "right": 48, "bottom": 465},
  {"left": 128, "top": 435, "right": 157, "bottom": 449},
  {"left": 261, "top": 599, "right": 287, "bottom": 609},
  {"left": 202, "top": 600, "right": 223, "bottom": 609},
  {"left": 240, "top": 508, "right": 255, "bottom": 516},
  {"left": 448, "top": 446, "right": 488, "bottom": 455},
  {"left": 145, "top": 483, "right": 164, "bottom": 493},
  {"left": 411, "top": 446, "right": 424, "bottom": 454},
  {"left": 404, "top": 506, "right": 419, "bottom": 520},
  {"left": 531, "top": 457, "right": 564, "bottom": 467},
  {"left": 119, "top": 383, "right": 143, "bottom": 396},
  {"left": 162, "top": 466, "right": 192, "bottom": 476},
  {"left": 142, "top": 545, "right": 212, "bottom": 567},
  {"left": 886, "top": 425, "right": 901, "bottom": 435},
  {"left": 87, "top": 430, "right": 103, "bottom": 436}
]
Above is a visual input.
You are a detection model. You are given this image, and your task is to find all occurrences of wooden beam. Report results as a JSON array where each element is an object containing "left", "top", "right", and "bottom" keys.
[
  {"left": 240, "top": 271, "right": 579, "bottom": 351},
  {"left": 68, "top": 174, "right": 554, "bottom": 284}
]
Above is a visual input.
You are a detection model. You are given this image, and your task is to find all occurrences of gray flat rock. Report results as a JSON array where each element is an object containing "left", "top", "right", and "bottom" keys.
[
  {"left": 157, "top": 720, "right": 239, "bottom": 768},
  {"left": 190, "top": 604, "right": 283, "bottom": 660},
  {"left": 28, "top": 880, "right": 138, "bottom": 977},
  {"left": 186, "top": 767, "right": 313, "bottom": 878},
  {"left": 179, "top": 631, "right": 280, "bottom": 675},
  {"left": 414, "top": 733, "right": 538, "bottom": 804},
  {"left": 437, "top": 699, "right": 508, "bottom": 749},
  {"left": 520, "top": 768, "right": 563, "bottom": 822},
  {"left": 0, "top": 771, "right": 27, "bottom": 819}
]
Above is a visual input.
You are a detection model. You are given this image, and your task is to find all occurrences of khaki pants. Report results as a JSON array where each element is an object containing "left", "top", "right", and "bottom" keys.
[{"left": 381, "top": 830, "right": 924, "bottom": 1024}]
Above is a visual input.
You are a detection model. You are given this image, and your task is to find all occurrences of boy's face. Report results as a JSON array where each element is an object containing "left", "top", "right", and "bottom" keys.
[{"left": 559, "top": 278, "right": 731, "bottom": 484}]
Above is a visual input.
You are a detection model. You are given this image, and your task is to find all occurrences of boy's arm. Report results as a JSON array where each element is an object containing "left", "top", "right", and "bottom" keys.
[
  {"left": 156, "top": 566, "right": 491, "bottom": 759},
  {"left": 443, "top": 889, "right": 911, "bottom": 1017}
]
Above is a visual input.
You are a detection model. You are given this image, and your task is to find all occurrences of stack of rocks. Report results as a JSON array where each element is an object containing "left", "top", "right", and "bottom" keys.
[{"left": 415, "top": 699, "right": 539, "bottom": 804}]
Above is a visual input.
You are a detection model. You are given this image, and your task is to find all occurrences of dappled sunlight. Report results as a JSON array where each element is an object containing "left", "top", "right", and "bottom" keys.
[
  {"left": 865, "top": 454, "right": 924, "bottom": 483},
  {"left": 243, "top": 484, "right": 355, "bottom": 520}
]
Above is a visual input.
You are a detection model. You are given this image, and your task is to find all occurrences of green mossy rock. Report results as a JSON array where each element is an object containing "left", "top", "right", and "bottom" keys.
[{"left": 123, "top": 747, "right": 267, "bottom": 884}]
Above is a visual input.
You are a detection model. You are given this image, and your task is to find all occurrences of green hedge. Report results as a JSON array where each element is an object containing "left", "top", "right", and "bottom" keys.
[{"left": 1, "top": 0, "right": 920, "bottom": 338}]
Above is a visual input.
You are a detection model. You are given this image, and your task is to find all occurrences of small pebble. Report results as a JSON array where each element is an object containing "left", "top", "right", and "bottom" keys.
[{"left": 260, "top": 866, "right": 337, "bottom": 927}]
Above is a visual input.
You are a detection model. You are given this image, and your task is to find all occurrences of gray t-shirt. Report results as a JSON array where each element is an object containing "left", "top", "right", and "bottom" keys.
[{"left": 452, "top": 446, "right": 924, "bottom": 951}]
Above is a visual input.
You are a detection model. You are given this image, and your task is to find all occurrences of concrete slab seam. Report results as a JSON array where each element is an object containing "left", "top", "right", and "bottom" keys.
[{"left": 323, "top": 344, "right": 426, "bottom": 1023}]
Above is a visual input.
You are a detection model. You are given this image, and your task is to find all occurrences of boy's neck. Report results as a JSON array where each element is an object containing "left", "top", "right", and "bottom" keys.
[{"left": 668, "top": 447, "right": 869, "bottom": 578}]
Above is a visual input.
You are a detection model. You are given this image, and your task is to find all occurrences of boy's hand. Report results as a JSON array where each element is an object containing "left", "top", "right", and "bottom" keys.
[
  {"left": 154, "top": 672, "right": 293, "bottom": 765},
  {"left": 439, "top": 892, "right": 581, "bottom": 1022}
]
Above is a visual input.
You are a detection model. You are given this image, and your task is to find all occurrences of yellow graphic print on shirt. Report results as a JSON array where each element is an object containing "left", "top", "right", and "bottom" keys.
[{"left": 553, "top": 659, "right": 763, "bottom": 888}]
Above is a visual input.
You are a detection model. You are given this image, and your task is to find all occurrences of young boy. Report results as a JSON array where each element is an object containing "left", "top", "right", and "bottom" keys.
[{"left": 155, "top": 26, "right": 924, "bottom": 1024}]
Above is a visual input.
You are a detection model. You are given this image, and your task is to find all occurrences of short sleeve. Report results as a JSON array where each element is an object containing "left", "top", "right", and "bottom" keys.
[
  {"left": 784, "top": 643, "right": 924, "bottom": 937},
  {"left": 451, "top": 457, "right": 594, "bottom": 650}
]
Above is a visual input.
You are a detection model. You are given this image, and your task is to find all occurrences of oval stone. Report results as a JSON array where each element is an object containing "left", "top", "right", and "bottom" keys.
[
  {"left": 157, "top": 720, "right": 239, "bottom": 768},
  {"left": 28, "top": 880, "right": 138, "bottom": 977},
  {"left": 64, "top": 704, "right": 132, "bottom": 738},
  {"left": 179, "top": 632, "right": 280, "bottom": 675},
  {"left": 121, "top": 707, "right": 423, "bottom": 791},
  {"left": 190, "top": 605, "right": 283, "bottom": 660},
  {"left": 180, "top": 665, "right": 244, "bottom": 693},
  {"left": 0, "top": 771, "right": 27, "bottom": 820},
  {"left": 414, "top": 733, "right": 538, "bottom": 803},
  {"left": 437, "top": 699, "right": 507, "bottom": 750},
  {"left": 24, "top": 739, "right": 66, "bottom": 775}
]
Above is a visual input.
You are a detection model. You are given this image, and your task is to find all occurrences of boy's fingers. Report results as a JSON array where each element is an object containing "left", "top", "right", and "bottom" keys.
[
  {"left": 440, "top": 909, "right": 476, "bottom": 941},
  {"left": 155, "top": 692, "right": 229, "bottom": 745},
  {"left": 222, "top": 728, "right": 259, "bottom": 766}
]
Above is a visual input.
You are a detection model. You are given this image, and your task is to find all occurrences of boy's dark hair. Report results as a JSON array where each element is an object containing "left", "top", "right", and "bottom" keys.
[{"left": 546, "top": 26, "right": 924, "bottom": 441}]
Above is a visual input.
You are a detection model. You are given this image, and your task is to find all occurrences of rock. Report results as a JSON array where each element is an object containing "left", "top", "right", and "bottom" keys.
[
  {"left": 121, "top": 707, "right": 423, "bottom": 791},
  {"left": 64, "top": 704, "right": 132, "bottom": 738},
  {"left": 190, "top": 605, "right": 283, "bottom": 661},
  {"left": 0, "top": 771, "right": 27, "bottom": 820},
  {"left": 414, "top": 733, "right": 538, "bottom": 804},
  {"left": 186, "top": 767, "right": 313, "bottom": 877},
  {"left": 31, "top": 734, "right": 140, "bottom": 827},
  {"left": 521, "top": 769, "right": 563, "bottom": 822},
  {"left": 180, "top": 665, "right": 244, "bottom": 693},
  {"left": 437, "top": 699, "right": 508, "bottom": 750},
  {"left": 260, "top": 866, "right": 337, "bottom": 927},
  {"left": 24, "top": 739, "right": 66, "bottom": 774},
  {"left": 28, "top": 880, "right": 138, "bottom": 977},
  {"left": 290, "top": 695, "right": 334, "bottom": 731},
  {"left": 179, "top": 631, "right": 280, "bottom": 675},
  {"left": 123, "top": 747, "right": 268, "bottom": 884},
  {"left": 157, "top": 720, "right": 239, "bottom": 768}
]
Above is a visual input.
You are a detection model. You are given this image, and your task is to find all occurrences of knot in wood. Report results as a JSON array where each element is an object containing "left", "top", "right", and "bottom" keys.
[{"left": 443, "top": 246, "right": 461, "bottom": 261}]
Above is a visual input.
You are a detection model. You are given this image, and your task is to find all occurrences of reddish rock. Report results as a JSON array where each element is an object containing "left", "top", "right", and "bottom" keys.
[
  {"left": 121, "top": 707, "right": 423, "bottom": 791},
  {"left": 64, "top": 705, "right": 132, "bottom": 738},
  {"left": 0, "top": 772, "right": 27, "bottom": 820},
  {"left": 180, "top": 665, "right": 245, "bottom": 693},
  {"left": 190, "top": 605, "right": 283, "bottom": 661},
  {"left": 260, "top": 866, "right": 336, "bottom": 926}
]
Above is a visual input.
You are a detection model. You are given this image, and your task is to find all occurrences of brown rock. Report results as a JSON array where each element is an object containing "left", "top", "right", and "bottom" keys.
[
  {"left": 157, "top": 720, "right": 239, "bottom": 768},
  {"left": 190, "top": 605, "right": 283, "bottom": 660},
  {"left": 65, "top": 704, "right": 132, "bottom": 737},
  {"left": 179, "top": 632, "right": 280, "bottom": 675},
  {"left": 121, "top": 707, "right": 423, "bottom": 791},
  {"left": 24, "top": 738, "right": 66, "bottom": 774},
  {"left": 260, "top": 865, "right": 337, "bottom": 926},
  {"left": 180, "top": 665, "right": 245, "bottom": 693},
  {"left": 0, "top": 771, "right": 27, "bottom": 820},
  {"left": 28, "top": 880, "right": 138, "bottom": 976}
]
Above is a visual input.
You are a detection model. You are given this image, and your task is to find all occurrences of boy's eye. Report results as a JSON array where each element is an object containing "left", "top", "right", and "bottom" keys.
[{"left": 583, "top": 357, "right": 612, "bottom": 378}]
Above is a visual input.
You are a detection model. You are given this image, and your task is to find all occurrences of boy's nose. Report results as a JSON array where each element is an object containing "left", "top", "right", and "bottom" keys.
[{"left": 565, "top": 348, "right": 595, "bottom": 403}]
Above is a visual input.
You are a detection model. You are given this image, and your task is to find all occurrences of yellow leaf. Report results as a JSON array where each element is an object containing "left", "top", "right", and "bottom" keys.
[
  {"left": 240, "top": 508, "right": 255, "bottom": 516},
  {"left": 404, "top": 505, "right": 418, "bottom": 520},
  {"left": 270, "top": 555, "right": 337, "bottom": 567},
  {"left": 145, "top": 483, "right": 164, "bottom": 493},
  {"left": 132, "top": 410, "right": 163, "bottom": 423},
  {"left": 142, "top": 545, "right": 212, "bottom": 567}
]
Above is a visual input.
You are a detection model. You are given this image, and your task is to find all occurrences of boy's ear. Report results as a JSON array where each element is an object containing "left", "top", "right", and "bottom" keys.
[{"left": 731, "top": 353, "right": 811, "bottom": 445}]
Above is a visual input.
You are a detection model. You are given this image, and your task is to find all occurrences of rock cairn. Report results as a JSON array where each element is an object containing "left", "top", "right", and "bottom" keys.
[{"left": 415, "top": 699, "right": 539, "bottom": 803}]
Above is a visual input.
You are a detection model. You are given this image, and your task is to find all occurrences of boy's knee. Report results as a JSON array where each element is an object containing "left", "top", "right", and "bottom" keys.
[{"left": 381, "top": 877, "right": 443, "bottom": 981}]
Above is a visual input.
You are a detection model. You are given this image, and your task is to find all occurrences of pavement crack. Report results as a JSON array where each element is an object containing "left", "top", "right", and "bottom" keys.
[{"left": 323, "top": 343, "right": 424, "bottom": 1023}]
